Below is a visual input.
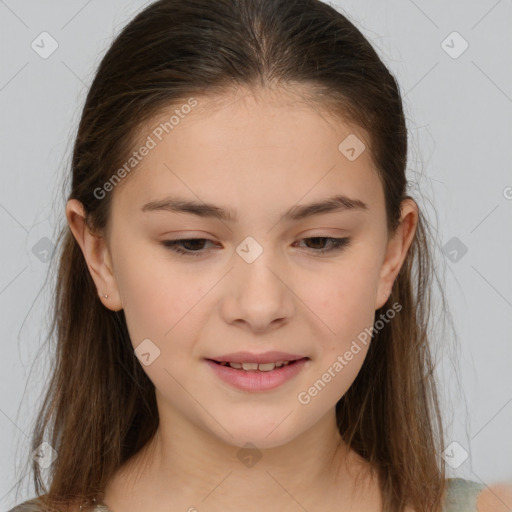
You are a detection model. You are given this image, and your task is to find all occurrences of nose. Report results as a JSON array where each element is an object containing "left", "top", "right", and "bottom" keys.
[{"left": 220, "top": 247, "right": 295, "bottom": 334}]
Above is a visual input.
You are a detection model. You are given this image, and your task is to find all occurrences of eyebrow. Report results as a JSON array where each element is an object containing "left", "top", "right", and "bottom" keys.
[{"left": 141, "top": 194, "right": 369, "bottom": 222}]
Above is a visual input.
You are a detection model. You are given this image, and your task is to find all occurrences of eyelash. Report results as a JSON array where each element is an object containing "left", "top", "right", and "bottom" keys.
[{"left": 161, "top": 237, "right": 351, "bottom": 258}]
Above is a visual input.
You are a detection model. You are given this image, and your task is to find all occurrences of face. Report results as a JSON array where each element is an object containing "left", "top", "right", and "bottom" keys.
[{"left": 73, "top": 87, "right": 416, "bottom": 449}]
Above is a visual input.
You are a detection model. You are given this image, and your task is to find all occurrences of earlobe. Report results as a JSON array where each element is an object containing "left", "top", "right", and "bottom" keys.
[
  {"left": 375, "top": 199, "right": 419, "bottom": 310},
  {"left": 65, "top": 199, "right": 123, "bottom": 311}
]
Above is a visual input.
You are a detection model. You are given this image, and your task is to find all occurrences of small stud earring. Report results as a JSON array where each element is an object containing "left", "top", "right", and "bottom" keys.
[{"left": 103, "top": 294, "right": 108, "bottom": 298}]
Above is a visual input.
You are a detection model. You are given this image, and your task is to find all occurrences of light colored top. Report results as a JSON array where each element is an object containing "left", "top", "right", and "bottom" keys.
[
  {"left": 7, "top": 477, "right": 487, "bottom": 512},
  {"left": 442, "top": 478, "right": 487, "bottom": 512}
]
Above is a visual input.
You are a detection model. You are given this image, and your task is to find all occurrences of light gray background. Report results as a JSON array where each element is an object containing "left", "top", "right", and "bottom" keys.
[{"left": 1, "top": 0, "right": 511, "bottom": 509}]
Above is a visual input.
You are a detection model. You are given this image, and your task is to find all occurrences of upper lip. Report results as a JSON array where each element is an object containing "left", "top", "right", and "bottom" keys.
[{"left": 208, "top": 351, "right": 307, "bottom": 364}]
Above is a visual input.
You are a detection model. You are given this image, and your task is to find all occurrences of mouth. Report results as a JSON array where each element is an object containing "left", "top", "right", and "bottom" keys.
[
  {"left": 204, "top": 356, "right": 310, "bottom": 392},
  {"left": 207, "top": 358, "right": 307, "bottom": 372}
]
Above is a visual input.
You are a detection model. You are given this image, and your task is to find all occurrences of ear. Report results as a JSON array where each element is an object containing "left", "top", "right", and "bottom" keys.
[
  {"left": 374, "top": 198, "right": 419, "bottom": 310},
  {"left": 65, "top": 199, "right": 123, "bottom": 312}
]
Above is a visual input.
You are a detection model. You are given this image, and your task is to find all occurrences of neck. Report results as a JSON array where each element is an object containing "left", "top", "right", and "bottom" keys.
[{"left": 104, "top": 394, "right": 377, "bottom": 512}]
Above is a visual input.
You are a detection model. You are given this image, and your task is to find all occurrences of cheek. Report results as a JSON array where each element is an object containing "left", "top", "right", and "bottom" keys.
[
  {"left": 295, "top": 276, "right": 377, "bottom": 414},
  {"left": 306, "top": 262, "right": 380, "bottom": 341},
  {"left": 113, "top": 246, "right": 184, "bottom": 346},
  {"left": 116, "top": 248, "right": 215, "bottom": 363}
]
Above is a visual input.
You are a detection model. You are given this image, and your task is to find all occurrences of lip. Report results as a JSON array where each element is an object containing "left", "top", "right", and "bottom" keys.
[
  {"left": 209, "top": 351, "right": 306, "bottom": 364},
  {"left": 205, "top": 357, "right": 309, "bottom": 392}
]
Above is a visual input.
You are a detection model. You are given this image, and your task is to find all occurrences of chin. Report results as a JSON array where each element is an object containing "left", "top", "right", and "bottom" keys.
[{"left": 209, "top": 416, "right": 302, "bottom": 450}]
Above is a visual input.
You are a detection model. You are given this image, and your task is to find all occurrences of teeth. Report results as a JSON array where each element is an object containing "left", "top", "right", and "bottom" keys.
[
  {"left": 217, "top": 360, "right": 293, "bottom": 371},
  {"left": 257, "top": 362, "right": 276, "bottom": 372},
  {"left": 241, "top": 362, "right": 258, "bottom": 371}
]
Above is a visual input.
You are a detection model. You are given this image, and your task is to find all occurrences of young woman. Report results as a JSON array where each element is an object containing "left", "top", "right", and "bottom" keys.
[{"left": 7, "top": 1, "right": 511, "bottom": 511}]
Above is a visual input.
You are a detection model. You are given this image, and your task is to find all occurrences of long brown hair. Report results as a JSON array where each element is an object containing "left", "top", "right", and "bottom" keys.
[{"left": 14, "top": 0, "right": 451, "bottom": 510}]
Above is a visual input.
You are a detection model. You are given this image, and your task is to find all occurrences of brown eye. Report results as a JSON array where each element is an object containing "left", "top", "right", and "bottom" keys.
[
  {"left": 294, "top": 237, "right": 351, "bottom": 254},
  {"left": 162, "top": 238, "right": 216, "bottom": 257}
]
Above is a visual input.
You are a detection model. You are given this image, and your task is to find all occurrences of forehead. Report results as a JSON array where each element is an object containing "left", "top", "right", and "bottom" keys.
[{"left": 111, "top": 87, "right": 384, "bottom": 219}]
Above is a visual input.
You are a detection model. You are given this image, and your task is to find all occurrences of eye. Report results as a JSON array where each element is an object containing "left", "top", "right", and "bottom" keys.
[
  {"left": 293, "top": 237, "right": 351, "bottom": 254},
  {"left": 161, "top": 237, "right": 351, "bottom": 257},
  {"left": 161, "top": 238, "right": 217, "bottom": 258}
]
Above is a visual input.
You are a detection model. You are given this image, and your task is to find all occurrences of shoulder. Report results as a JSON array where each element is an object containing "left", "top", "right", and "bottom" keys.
[
  {"left": 5, "top": 497, "right": 86, "bottom": 512},
  {"left": 5, "top": 498, "right": 46, "bottom": 512},
  {"left": 476, "top": 481, "right": 512, "bottom": 512},
  {"left": 443, "top": 478, "right": 486, "bottom": 512},
  {"left": 443, "top": 478, "right": 512, "bottom": 512}
]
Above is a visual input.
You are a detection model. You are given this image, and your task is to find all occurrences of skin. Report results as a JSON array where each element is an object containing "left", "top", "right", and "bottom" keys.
[
  {"left": 66, "top": 85, "right": 421, "bottom": 511},
  {"left": 477, "top": 483, "right": 512, "bottom": 511}
]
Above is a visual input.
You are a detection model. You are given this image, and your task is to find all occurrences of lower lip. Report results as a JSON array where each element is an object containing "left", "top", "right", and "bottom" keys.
[{"left": 205, "top": 358, "right": 309, "bottom": 392}]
